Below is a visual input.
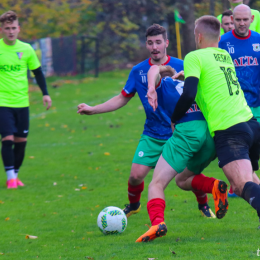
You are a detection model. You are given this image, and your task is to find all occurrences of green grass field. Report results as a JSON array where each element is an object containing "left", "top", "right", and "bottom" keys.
[{"left": 0, "top": 70, "right": 260, "bottom": 259}]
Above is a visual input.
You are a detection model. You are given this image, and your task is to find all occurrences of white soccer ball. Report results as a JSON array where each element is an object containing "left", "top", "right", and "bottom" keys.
[{"left": 97, "top": 206, "right": 127, "bottom": 235}]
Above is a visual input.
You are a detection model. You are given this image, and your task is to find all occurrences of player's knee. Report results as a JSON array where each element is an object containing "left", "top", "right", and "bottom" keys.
[
  {"left": 232, "top": 184, "right": 242, "bottom": 197},
  {"left": 2, "top": 135, "right": 14, "bottom": 141},
  {"left": 175, "top": 178, "right": 184, "bottom": 189},
  {"left": 129, "top": 175, "right": 143, "bottom": 185}
]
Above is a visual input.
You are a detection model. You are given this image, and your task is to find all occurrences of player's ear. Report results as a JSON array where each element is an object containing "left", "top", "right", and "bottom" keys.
[
  {"left": 251, "top": 15, "right": 254, "bottom": 23},
  {"left": 165, "top": 39, "right": 169, "bottom": 48}
]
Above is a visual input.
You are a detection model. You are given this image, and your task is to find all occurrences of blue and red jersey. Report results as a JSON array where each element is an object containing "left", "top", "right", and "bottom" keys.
[
  {"left": 121, "top": 56, "right": 204, "bottom": 140},
  {"left": 219, "top": 30, "right": 260, "bottom": 107}
]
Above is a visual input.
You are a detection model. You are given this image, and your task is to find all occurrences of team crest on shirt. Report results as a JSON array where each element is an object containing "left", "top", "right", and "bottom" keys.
[
  {"left": 252, "top": 44, "right": 260, "bottom": 52},
  {"left": 16, "top": 52, "right": 23, "bottom": 60}
]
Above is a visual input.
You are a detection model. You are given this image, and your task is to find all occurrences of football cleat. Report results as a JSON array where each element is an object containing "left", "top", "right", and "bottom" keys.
[
  {"left": 16, "top": 178, "right": 25, "bottom": 187},
  {"left": 212, "top": 180, "right": 229, "bottom": 219},
  {"left": 199, "top": 203, "right": 216, "bottom": 218},
  {"left": 136, "top": 222, "right": 167, "bottom": 242},
  {"left": 123, "top": 203, "right": 141, "bottom": 218},
  {"left": 6, "top": 179, "right": 17, "bottom": 189}
]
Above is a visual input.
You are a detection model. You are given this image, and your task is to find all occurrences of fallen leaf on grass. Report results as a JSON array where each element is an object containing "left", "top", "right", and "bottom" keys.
[
  {"left": 85, "top": 257, "right": 94, "bottom": 259},
  {"left": 58, "top": 195, "right": 63, "bottom": 197},
  {"left": 0, "top": 201, "right": 4, "bottom": 204},
  {"left": 147, "top": 258, "right": 158, "bottom": 260},
  {"left": 5, "top": 217, "right": 10, "bottom": 221},
  {"left": 169, "top": 247, "right": 176, "bottom": 254},
  {"left": 51, "top": 128, "right": 55, "bottom": 131},
  {"left": 53, "top": 182, "right": 57, "bottom": 186},
  {"left": 104, "top": 152, "right": 110, "bottom": 156},
  {"left": 0, "top": 253, "right": 4, "bottom": 255},
  {"left": 29, "top": 156, "right": 35, "bottom": 159},
  {"left": 75, "top": 189, "right": 80, "bottom": 191},
  {"left": 25, "top": 235, "right": 38, "bottom": 239},
  {"left": 201, "top": 237, "right": 205, "bottom": 240},
  {"left": 95, "top": 205, "right": 99, "bottom": 207},
  {"left": 45, "top": 123, "right": 50, "bottom": 127},
  {"left": 81, "top": 186, "right": 87, "bottom": 190},
  {"left": 99, "top": 143, "right": 103, "bottom": 146}
]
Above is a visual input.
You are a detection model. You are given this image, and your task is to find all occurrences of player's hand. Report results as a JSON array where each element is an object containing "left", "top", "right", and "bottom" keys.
[
  {"left": 172, "top": 71, "right": 184, "bottom": 81},
  {"left": 147, "top": 88, "right": 158, "bottom": 112},
  {"left": 43, "top": 95, "right": 52, "bottom": 110},
  {"left": 171, "top": 122, "right": 175, "bottom": 132},
  {"left": 77, "top": 103, "right": 94, "bottom": 115}
]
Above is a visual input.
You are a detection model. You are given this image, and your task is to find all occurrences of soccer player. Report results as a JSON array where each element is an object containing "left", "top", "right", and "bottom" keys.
[
  {"left": 219, "top": 4, "right": 260, "bottom": 197},
  {"left": 170, "top": 15, "right": 260, "bottom": 224},
  {"left": 217, "top": 0, "right": 260, "bottom": 35},
  {"left": 78, "top": 24, "right": 216, "bottom": 219},
  {"left": 221, "top": 10, "right": 234, "bottom": 33},
  {"left": 135, "top": 65, "right": 228, "bottom": 242},
  {"left": 0, "top": 11, "right": 52, "bottom": 188}
]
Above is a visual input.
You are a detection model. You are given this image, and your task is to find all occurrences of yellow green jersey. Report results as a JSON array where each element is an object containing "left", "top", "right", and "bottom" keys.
[
  {"left": 0, "top": 39, "right": 40, "bottom": 107},
  {"left": 217, "top": 8, "right": 260, "bottom": 35},
  {"left": 184, "top": 47, "right": 252, "bottom": 137}
]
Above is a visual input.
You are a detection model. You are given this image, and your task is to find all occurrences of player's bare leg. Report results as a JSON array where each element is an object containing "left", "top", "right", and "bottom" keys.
[
  {"left": 229, "top": 171, "right": 260, "bottom": 197},
  {"left": 176, "top": 168, "right": 228, "bottom": 219},
  {"left": 223, "top": 159, "right": 260, "bottom": 220},
  {"left": 123, "top": 163, "right": 152, "bottom": 217},
  {"left": 136, "top": 155, "right": 177, "bottom": 242}
]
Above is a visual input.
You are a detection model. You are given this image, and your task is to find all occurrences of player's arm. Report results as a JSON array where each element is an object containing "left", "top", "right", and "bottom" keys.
[
  {"left": 147, "top": 65, "right": 160, "bottom": 111},
  {"left": 147, "top": 65, "right": 176, "bottom": 111},
  {"left": 77, "top": 93, "right": 132, "bottom": 115},
  {"left": 31, "top": 67, "right": 52, "bottom": 110},
  {"left": 170, "top": 76, "right": 199, "bottom": 124}
]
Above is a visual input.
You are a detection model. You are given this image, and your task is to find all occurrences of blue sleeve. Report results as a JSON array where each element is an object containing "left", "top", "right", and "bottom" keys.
[{"left": 121, "top": 69, "right": 136, "bottom": 97}]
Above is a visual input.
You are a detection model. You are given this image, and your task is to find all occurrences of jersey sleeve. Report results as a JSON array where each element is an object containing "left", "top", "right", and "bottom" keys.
[
  {"left": 184, "top": 52, "right": 202, "bottom": 79},
  {"left": 217, "top": 14, "right": 225, "bottom": 36},
  {"left": 27, "top": 45, "right": 41, "bottom": 70},
  {"left": 121, "top": 69, "right": 136, "bottom": 97},
  {"left": 255, "top": 10, "right": 260, "bottom": 33}
]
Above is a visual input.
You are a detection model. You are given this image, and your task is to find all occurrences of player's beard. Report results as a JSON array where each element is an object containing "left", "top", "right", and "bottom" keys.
[{"left": 151, "top": 49, "right": 166, "bottom": 63}]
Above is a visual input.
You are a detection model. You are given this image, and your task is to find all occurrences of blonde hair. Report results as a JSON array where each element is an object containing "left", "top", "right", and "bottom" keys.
[{"left": 195, "top": 15, "right": 220, "bottom": 41}]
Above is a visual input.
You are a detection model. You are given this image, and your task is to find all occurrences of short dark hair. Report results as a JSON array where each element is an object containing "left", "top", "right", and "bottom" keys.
[
  {"left": 222, "top": 10, "right": 233, "bottom": 21},
  {"left": 0, "top": 11, "right": 18, "bottom": 24},
  {"left": 195, "top": 15, "right": 220, "bottom": 41},
  {"left": 146, "top": 24, "right": 167, "bottom": 41}
]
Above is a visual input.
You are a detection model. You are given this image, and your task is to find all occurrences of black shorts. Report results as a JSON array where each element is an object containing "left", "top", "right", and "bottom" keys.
[
  {"left": 0, "top": 107, "right": 29, "bottom": 138},
  {"left": 214, "top": 118, "right": 260, "bottom": 171}
]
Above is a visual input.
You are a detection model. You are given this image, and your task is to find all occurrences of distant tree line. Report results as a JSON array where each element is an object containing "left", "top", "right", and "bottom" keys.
[{"left": 0, "top": 0, "right": 259, "bottom": 66}]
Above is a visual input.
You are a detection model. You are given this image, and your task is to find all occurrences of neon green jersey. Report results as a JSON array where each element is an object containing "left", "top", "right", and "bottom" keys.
[
  {"left": 217, "top": 8, "right": 260, "bottom": 35},
  {"left": 0, "top": 39, "right": 40, "bottom": 107},
  {"left": 184, "top": 47, "right": 252, "bottom": 137}
]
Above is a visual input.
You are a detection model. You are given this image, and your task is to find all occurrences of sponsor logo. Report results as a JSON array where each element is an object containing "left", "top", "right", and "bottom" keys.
[
  {"left": 233, "top": 56, "right": 259, "bottom": 67},
  {"left": 138, "top": 151, "right": 144, "bottom": 157},
  {"left": 23, "top": 130, "right": 29, "bottom": 134},
  {"left": 249, "top": 197, "right": 255, "bottom": 205},
  {"left": 253, "top": 43, "right": 260, "bottom": 52},
  {"left": 16, "top": 52, "right": 23, "bottom": 59},
  {"left": 0, "top": 65, "right": 21, "bottom": 72}
]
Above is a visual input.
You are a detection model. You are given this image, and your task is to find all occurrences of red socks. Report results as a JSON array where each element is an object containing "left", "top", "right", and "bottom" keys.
[
  {"left": 192, "top": 190, "right": 208, "bottom": 204},
  {"left": 147, "top": 198, "right": 165, "bottom": 226},
  {"left": 191, "top": 173, "right": 216, "bottom": 194},
  {"left": 128, "top": 181, "right": 144, "bottom": 204}
]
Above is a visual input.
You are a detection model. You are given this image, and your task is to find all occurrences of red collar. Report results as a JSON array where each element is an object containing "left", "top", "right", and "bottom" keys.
[
  {"left": 232, "top": 29, "right": 251, "bottom": 40},
  {"left": 148, "top": 55, "right": 170, "bottom": 66}
]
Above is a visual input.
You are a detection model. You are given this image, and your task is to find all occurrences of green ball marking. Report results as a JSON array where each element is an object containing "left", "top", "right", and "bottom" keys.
[{"left": 101, "top": 214, "right": 107, "bottom": 229}]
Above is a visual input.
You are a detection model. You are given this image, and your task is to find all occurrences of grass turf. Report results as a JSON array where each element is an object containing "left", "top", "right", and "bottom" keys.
[{"left": 0, "top": 70, "right": 260, "bottom": 259}]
